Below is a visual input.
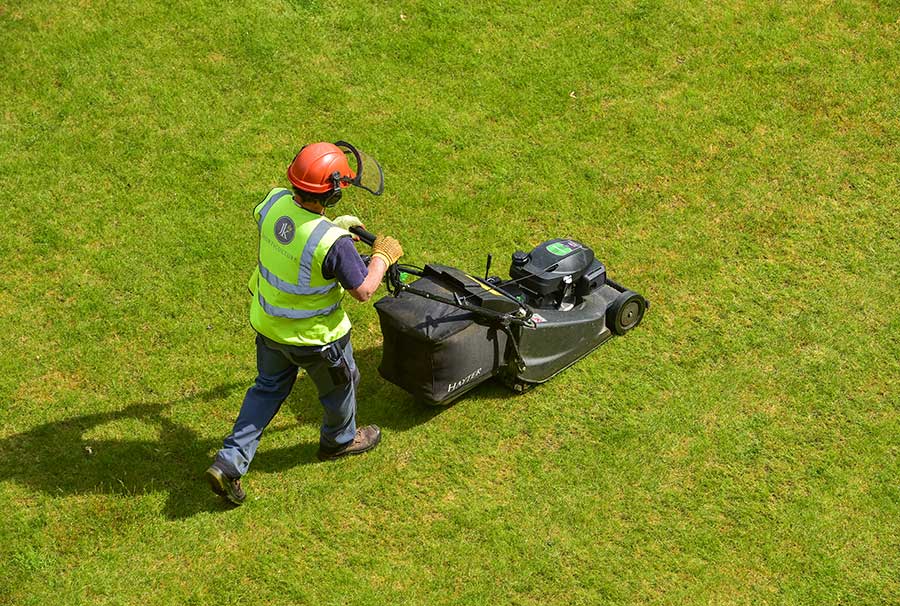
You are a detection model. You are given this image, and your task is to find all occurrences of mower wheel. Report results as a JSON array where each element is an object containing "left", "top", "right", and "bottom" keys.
[{"left": 607, "top": 290, "right": 646, "bottom": 335}]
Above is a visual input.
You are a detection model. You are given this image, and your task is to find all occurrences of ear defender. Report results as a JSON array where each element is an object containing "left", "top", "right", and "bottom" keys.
[{"left": 324, "top": 171, "right": 343, "bottom": 207}]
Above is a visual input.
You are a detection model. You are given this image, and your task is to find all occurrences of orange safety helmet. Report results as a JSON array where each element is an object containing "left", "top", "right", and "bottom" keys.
[
  {"left": 287, "top": 142, "right": 355, "bottom": 196},
  {"left": 287, "top": 141, "right": 384, "bottom": 207}
]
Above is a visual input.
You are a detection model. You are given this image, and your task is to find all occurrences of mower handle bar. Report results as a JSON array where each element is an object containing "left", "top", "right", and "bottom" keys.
[{"left": 349, "top": 226, "right": 376, "bottom": 246}]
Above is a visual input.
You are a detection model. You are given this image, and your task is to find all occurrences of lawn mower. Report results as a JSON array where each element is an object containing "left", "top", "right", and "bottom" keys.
[{"left": 350, "top": 226, "right": 649, "bottom": 405}]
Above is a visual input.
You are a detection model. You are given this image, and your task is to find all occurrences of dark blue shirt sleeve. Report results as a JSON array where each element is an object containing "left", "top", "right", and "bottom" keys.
[{"left": 322, "top": 236, "right": 368, "bottom": 291}]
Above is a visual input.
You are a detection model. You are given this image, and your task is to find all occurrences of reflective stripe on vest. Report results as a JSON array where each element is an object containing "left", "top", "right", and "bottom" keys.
[
  {"left": 257, "top": 262, "right": 335, "bottom": 296},
  {"left": 296, "top": 220, "right": 335, "bottom": 291},
  {"left": 257, "top": 292, "right": 342, "bottom": 319}
]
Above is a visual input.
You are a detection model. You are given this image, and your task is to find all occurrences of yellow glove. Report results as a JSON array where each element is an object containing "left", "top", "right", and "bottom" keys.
[
  {"left": 372, "top": 235, "right": 404, "bottom": 266},
  {"left": 332, "top": 215, "right": 364, "bottom": 231}
]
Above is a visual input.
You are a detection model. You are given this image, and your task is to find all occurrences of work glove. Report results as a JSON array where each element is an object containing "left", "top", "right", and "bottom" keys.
[
  {"left": 372, "top": 235, "right": 404, "bottom": 267},
  {"left": 332, "top": 215, "right": 364, "bottom": 231}
]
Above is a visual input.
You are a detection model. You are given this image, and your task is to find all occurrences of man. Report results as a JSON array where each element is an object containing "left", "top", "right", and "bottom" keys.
[{"left": 205, "top": 141, "right": 403, "bottom": 505}]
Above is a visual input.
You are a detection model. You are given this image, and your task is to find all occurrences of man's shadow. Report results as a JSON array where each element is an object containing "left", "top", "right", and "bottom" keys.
[
  {"left": 0, "top": 383, "right": 242, "bottom": 519},
  {"left": 0, "top": 346, "right": 449, "bottom": 520}
]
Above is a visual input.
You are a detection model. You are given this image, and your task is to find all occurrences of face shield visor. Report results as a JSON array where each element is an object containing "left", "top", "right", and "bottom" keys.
[{"left": 334, "top": 140, "right": 384, "bottom": 196}]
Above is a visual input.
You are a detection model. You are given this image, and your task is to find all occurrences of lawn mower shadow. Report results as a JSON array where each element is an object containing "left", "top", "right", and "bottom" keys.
[
  {"left": 277, "top": 343, "right": 447, "bottom": 435},
  {"left": 268, "top": 343, "right": 521, "bottom": 462}
]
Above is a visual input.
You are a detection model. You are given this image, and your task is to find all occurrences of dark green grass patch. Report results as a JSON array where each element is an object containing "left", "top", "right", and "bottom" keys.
[{"left": 1, "top": 1, "right": 898, "bottom": 604}]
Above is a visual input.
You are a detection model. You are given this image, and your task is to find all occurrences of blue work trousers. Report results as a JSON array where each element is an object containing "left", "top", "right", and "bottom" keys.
[{"left": 216, "top": 332, "right": 360, "bottom": 477}]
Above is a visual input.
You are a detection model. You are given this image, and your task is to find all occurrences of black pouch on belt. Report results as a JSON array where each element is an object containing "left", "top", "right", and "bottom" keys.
[{"left": 322, "top": 341, "right": 352, "bottom": 387}]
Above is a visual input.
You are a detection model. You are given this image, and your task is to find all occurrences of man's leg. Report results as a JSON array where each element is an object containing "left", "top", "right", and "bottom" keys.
[
  {"left": 301, "top": 338, "right": 380, "bottom": 460},
  {"left": 299, "top": 338, "right": 360, "bottom": 448},
  {"left": 215, "top": 334, "right": 298, "bottom": 477}
]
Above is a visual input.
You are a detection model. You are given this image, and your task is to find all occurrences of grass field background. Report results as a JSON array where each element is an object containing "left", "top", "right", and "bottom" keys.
[{"left": 1, "top": 0, "right": 898, "bottom": 604}]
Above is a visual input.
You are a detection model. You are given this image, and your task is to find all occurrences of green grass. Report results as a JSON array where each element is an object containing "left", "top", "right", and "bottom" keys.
[{"left": 1, "top": 0, "right": 898, "bottom": 603}]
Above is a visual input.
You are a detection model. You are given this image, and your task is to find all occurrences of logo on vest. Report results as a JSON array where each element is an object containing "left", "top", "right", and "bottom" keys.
[{"left": 274, "top": 216, "right": 295, "bottom": 244}]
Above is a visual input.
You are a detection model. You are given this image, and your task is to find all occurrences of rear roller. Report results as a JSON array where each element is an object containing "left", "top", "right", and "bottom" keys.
[{"left": 607, "top": 290, "right": 646, "bottom": 335}]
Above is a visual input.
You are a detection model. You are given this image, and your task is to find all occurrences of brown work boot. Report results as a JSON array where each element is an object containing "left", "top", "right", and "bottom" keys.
[
  {"left": 205, "top": 461, "right": 246, "bottom": 505},
  {"left": 317, "top": 425, "right": 382, "bottom": 461}
]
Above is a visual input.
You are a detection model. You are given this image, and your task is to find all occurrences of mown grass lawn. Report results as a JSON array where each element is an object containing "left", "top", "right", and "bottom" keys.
[{"left": 1, "top": 1, "right": 898, "bottom": 604}]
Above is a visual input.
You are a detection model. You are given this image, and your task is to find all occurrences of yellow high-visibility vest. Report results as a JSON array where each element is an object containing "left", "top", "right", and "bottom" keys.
[{"left": 247, "top": 188, "right": 352, "bottom": 346}]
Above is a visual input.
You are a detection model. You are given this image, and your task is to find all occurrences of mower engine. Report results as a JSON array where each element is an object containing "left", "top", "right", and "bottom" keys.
[{"left": 503, "top": 238, "right": 607, "bottom": 311}]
